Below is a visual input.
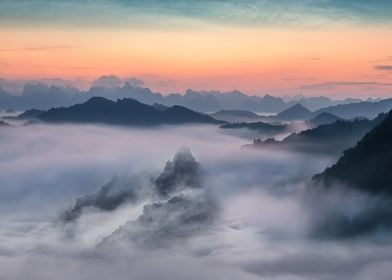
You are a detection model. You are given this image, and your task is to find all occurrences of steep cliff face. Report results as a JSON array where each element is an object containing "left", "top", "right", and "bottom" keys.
[
  {"left": 313, "top": 110, "right": 392, "bottom": 195},
  {"left": 310, "top": 110, "right": 392, "bottom": 238}
]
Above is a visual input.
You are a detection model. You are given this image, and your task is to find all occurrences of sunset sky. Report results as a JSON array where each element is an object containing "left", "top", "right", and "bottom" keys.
[{"left": 1, "top": 0, "right": 392, "bottom": 97}]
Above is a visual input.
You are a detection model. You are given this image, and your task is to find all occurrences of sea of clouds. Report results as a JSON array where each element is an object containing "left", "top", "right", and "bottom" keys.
[{"left": 0, "top": 123, "right": 391, "bottom": 280}]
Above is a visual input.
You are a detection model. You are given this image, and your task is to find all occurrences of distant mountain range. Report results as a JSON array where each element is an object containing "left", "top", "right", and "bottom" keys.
[
  {"left": 274, "top": 103, "right": 313, "bottom": 121},
  {"left": 0, "top": 77, "right": 380, "bottom": 113},
  {"left": 249, "top": 114, "right": 386, "bottom": 154},
  {"left": 5, "top": 109, "right": 44, "bottom": 120},
  {"left": 210, "top": 110, "right": 261, "bottom": 122},
  {"left": 220, "top": 121, "right": 290, "bottom": 139},
  {"left": 212, "top": 100, "right": 392, "bottom": 124},
  {"left": 220, "top": 121, "right": 287, "bottom": 132},
  {"left": 269, "top": 100, "right": 392, "bottom": 122},
  {"left": 33, "top": 97, "right": 220, "bottom": 126},
  {"left": 306, "top": 112, "right": 343, "bottom": 127},
  {"left": 313, "top": 98, "right": 392, "bottom": 119}
]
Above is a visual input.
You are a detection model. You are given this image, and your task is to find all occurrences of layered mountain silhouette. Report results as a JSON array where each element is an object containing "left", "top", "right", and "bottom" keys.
[
  {"left": 251, "top": 114, "right": 386, "bottom": 154},
  {"left": 3, "top": 109, "right": 44, "bottom": 120},
  {"left": 36, "top": 97, "right": 220, "bottom": 126},
  {"left": 313, "top": 98, "right": 392, "bottom": 119},
  {"left": 270, "top": 99, "right": 392, "bottom": 123},
  {"left": 210, "top": 109, "right": 261, "bottom": 122},
  {"left": 0, "top": 78, "right": 384, "bottom": 113},
  {"left": 275, "top": 103, "right": 313, "bottom": 121},
  {"left": 220, "top": 122, "right": 289, "bottom": 139},
  {"left": 307, "top": 112, "right": 343, "bottom": 127}
]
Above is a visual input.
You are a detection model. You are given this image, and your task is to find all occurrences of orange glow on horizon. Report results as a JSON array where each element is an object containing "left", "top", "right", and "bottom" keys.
[{"left": 1, "top": 26, "right": 392, "bottom": 96}]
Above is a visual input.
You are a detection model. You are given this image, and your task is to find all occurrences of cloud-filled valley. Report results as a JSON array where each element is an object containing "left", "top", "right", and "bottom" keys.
[
  {"left": 2, "top": 0, "right": 392, "bottom": 278},
  {"left": 1, "top": 121, "right": 392, "bottom": 280}
]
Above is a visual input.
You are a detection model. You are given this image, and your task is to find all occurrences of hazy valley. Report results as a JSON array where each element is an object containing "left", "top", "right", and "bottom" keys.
[{"left": 2, "top": 1, "right": 392, "bottom": 278}]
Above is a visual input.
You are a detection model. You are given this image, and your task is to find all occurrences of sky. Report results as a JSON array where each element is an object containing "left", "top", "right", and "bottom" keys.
[{"left": 1, "top": 0, "right": 392, "bottom": 97}]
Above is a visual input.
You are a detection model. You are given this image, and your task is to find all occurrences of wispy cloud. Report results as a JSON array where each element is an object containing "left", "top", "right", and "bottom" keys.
[
  {"left": 374, "top": 65, "right": 392, "bottom": 71},
  {"left": 369, "top": 56, "right": 392, "bottom": 63},
  {"left": 282, "top": 77, "right": 318, "bottom": 82},
  {"left": 0, "top": 59, "right": 11, "bottom": 67},
  {"left": 308, "top": 57, "right": 324, "bottom": 61},
  {"left": 299, "top": 81, "right": 392, "bottom": 90},
  {"left": 70, "top": 66, "right": 90, "bottom": 70},
  {"left": 24, "top": 45, "right": 82, "bottom": 51},
  {"left": 0, "top": 45, "right": 82, "bottom": 52},
  {"left": 158, "top": 80, "right": 177, "bottom": 87}
]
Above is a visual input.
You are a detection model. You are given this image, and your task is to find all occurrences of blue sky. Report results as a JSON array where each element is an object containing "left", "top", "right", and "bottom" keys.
[{"left": 1, "top": 0, "right": 392, "bottom": 28}]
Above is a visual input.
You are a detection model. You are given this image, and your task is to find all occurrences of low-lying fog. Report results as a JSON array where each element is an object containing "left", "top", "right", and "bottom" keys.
[{"left": 0, "top": 123, "right": 391, "bottom": 280}]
